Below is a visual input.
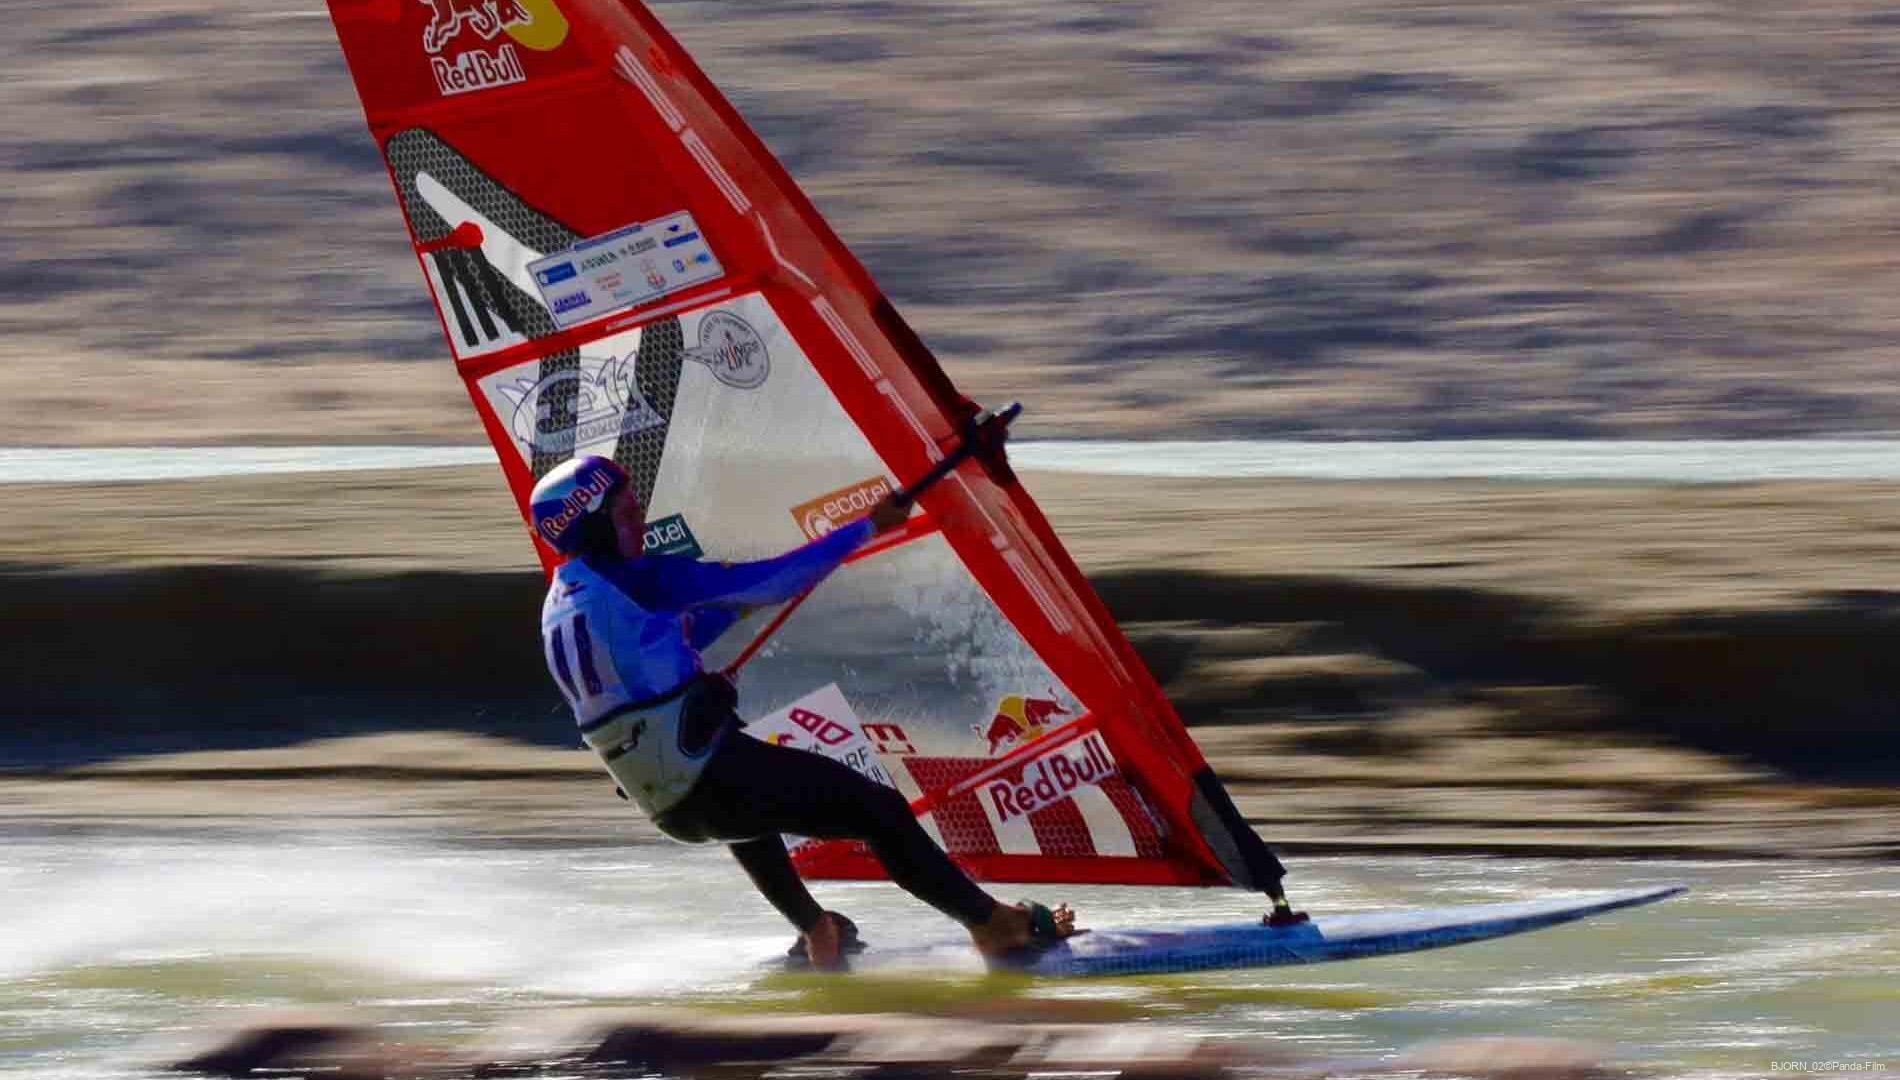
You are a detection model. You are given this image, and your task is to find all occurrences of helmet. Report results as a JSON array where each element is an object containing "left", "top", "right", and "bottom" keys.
[{"left": 529, "top": 455, "right": 629, "bottom": 553}]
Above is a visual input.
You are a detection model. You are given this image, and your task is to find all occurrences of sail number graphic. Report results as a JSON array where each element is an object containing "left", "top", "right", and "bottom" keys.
[{"left": 546, "top": 612, "right": 604, "bottom": 705}]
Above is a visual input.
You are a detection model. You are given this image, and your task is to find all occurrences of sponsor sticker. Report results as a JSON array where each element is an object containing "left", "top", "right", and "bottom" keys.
[
  {"left": 431, "top": 43, "right": 525, "bottom": 95},
  {"left": 535, "top": 262, "right": 577, "bottom": 286},
  {"left": 747, "top": 684, "right": 897, "bottom": 790},
  {"left": 683, "top": 310, "right": 769, "bottom": 389},
  {"left": 986, "top": 732, "right": 1118, "bottom": 824},
  {"left": 419, "top": 0, "right": 567, "bottom": 52},
  {"left": 488, "top": 353, "right": 667, "bottom": 458},
  {"left": 974, "top": 694, "right": 1070, "bottom": 755},
  {"left": 641, "top": 513, "right": 701, "bottom": 557},
  {"left": 419, "top": 0, "right": 530, "bottom": 55},
  {"left": 528, "top": 211, "right": 723, "bottom": 328},
  {"left": 419, "top": 0, "right": 566, "bottom": 96},
  {"left": 532, "top": 461, "right": 618, "bottom": 546},
  {"left": 789, "top": 475, "right": 893, "bottom": 540},
  {"left": 863, "top": 722, "right": 917, "bottom": 756}
]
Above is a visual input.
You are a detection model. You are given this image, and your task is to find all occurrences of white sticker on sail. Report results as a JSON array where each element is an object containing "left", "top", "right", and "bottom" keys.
[
  {"left": 749, "top": 684, "right": 902, "bottom": 859},
  {"left": 529, "top": 211, "right": 724, "bottom": 329},
  {"left": 746, "top": 683, "right": 896, "bottom": 790},
  {"left": 475, "top": 327, "right": 662, "bottom": 464}
]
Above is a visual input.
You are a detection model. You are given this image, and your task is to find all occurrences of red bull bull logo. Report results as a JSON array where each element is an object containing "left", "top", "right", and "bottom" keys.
[
  {"left": 419, "top": 0, "right": 530, "bottom": 55},
  {"left": 974, "top": 695, "right": 1069, "bottom": 755}
]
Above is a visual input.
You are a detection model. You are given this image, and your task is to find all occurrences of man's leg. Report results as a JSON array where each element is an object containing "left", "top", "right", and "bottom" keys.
[
  {"left": 727, "top": 836, "right": 825, "bottom": 932},
  {"left": 671, "top": 733, "right": 998, "bottom": 928}
]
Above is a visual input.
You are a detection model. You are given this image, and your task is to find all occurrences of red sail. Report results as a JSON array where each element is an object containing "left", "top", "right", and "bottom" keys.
[{"left": 322, "top": 0, "right": 1276, "bottom": 889}]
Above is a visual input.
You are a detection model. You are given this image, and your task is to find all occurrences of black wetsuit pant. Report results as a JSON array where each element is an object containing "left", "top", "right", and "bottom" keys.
[{"left": 656, "top": 715, "right": 999, "bottom": 934}]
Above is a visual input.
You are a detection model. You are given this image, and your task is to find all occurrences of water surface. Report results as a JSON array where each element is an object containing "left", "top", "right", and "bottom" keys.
[{"left": 3, "top": 831, "right": 1892, "bottom": 1077}]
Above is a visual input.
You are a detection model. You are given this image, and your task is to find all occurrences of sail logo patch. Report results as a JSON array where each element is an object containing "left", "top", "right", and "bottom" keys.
[
  {"left": 747, "top": 684, "right": 896, "bottom": 790},
  {"left": 420, "top": 0, "right": 527, "bottom": 54},
  {"left": 550, "top": 289, "right": 591, "bottom": 315},
  {"left": 529, "top": 211, "right": 724, "bottom": 328},
  {"left": 418, "top": 0, "right": 567, "bottom": 55},
  {"left": 430, "top": 43, "right": 525, "bottom": 95},
  {"left": 986, "top": 732, "right": 1117, "bottom": 824},
  {"left": 642, "top": 513, "right": 701, "bottom": 558},
  {"left": 684, "top": 311, "right": 770, "bottom": 389},
  {"left": 790, "top": 475, "right": 893, "bottom": 540},
  {"left": 491, "top": 354, "right": 666, "bottom": 458},
  {"left": 976, "top": 694, "right": 1069, "bottom": 755}
]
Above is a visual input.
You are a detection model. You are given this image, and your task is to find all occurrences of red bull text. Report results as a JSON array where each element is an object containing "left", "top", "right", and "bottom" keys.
[
  {"left": 432, "top": 45, "right": 525, "bottom": 95},
  {"left": 986, "top": 732, "right": 1116, "bottom": 823},
  {"left": 534, "top": 467, "right": 615, "bottom": 545}
]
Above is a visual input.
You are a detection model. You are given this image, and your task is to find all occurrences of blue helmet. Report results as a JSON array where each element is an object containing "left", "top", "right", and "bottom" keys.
[{"left": 529, "top": 455, "right": 629, "bottom": 553}]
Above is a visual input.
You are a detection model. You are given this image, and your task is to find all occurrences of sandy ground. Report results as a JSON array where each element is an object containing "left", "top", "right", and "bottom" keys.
[
  {"left": 12, "top": 466, "right": 1900, "bottom": 612},
  {"left": 4, "top": 467, "right": 1896, "bottom": 860}
]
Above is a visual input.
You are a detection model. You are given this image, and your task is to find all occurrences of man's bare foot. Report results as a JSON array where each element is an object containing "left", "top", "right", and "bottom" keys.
[
  {"left": 969, "top": 901, "right": 1078, "bottom": 957},
  {"left": 794, "top": 911, "right": 859, "bottom": 971}
]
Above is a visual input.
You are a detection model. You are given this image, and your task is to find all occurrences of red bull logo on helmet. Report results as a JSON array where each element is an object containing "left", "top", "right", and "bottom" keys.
[
  {"left": 533, "top": 463, "right": 618, "bottom": 546},
  {"left": 974, "top": 694, "right": 1070, "bottom": 755}
]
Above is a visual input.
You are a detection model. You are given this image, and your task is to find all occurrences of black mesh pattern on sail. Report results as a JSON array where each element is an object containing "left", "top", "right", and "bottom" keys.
[
  {"left": 382, "top": 126, "right": 674, "bottom": 495},
  {"left": 381, "top": 128, "right": 585, "bottom": 482},
  {"left": 617, "top": 315, "right": 685, "bottom": 508}
]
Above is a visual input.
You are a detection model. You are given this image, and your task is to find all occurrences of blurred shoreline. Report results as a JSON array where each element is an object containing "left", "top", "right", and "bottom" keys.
[
  {"left": 3, "top": 467, "right": 1896, "bottom": 860},
  {"left": 14, "top": 439, "right": 1900, "bottom": 484}
]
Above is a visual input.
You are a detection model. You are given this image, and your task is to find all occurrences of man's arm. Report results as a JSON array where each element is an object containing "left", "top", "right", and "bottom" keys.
[{"left": 658, "top": 516, "right": 879, "bottom": 612}]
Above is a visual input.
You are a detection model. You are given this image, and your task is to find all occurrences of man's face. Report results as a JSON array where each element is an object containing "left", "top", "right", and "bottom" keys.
[{"left": 607, "top": 483, "right": 647, "bottom": 556}]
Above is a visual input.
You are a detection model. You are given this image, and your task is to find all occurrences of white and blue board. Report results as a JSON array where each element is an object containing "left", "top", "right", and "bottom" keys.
[{"left": 827, "top": 885, "right": 1686, "bottom": 977}]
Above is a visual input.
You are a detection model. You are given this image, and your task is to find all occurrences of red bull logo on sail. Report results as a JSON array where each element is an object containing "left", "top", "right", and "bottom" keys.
[
  {"left": 419, "top": 0, "right": 531, "bottom": 55},
  {"left": 975, "top": 694, "right": 1069, "bottom": 755},
  {"left": 432, "top": 44, "right": 525, "bottom": 96},
  {"left": 986, "top": 732, "right": 1117, "bottom": 824}
]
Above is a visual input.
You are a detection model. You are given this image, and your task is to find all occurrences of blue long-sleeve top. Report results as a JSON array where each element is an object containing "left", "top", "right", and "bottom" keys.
[{"left": 540, "top": 518, "right": 877, "bottom": 718}]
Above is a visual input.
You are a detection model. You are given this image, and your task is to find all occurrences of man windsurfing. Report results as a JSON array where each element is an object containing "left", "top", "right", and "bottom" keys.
[{"left": 532, "top": 454, "right": 1079, "bottom": 969}]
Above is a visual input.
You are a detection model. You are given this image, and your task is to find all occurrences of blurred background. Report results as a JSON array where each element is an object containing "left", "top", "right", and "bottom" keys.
[{"left": 6, "top": 0, "right": 1899, "bottom": 442}]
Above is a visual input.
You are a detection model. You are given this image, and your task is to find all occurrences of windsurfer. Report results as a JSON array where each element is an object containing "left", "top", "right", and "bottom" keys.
[{"left": 531, "top": 454, "right": 1078, "bottom": 969}]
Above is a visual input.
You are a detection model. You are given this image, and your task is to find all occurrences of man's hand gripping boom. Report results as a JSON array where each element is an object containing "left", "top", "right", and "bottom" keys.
[{"left": 721, "top": 402, "right": 1023, "bottom": 679}]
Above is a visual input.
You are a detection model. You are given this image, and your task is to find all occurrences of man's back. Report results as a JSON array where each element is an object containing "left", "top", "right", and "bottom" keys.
[{"left": 541, "top": 557, "right": 699, "bottom": 728}]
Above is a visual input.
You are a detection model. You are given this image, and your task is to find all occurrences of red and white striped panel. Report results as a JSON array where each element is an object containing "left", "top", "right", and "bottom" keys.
[{"left": 892, "top": 732, "right": 1166, "bottom": 861}]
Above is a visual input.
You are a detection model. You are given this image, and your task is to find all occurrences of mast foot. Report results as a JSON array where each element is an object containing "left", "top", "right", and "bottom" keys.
[{"left": 1263, "top": 893, "right": 1311, "bottom": 928}]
